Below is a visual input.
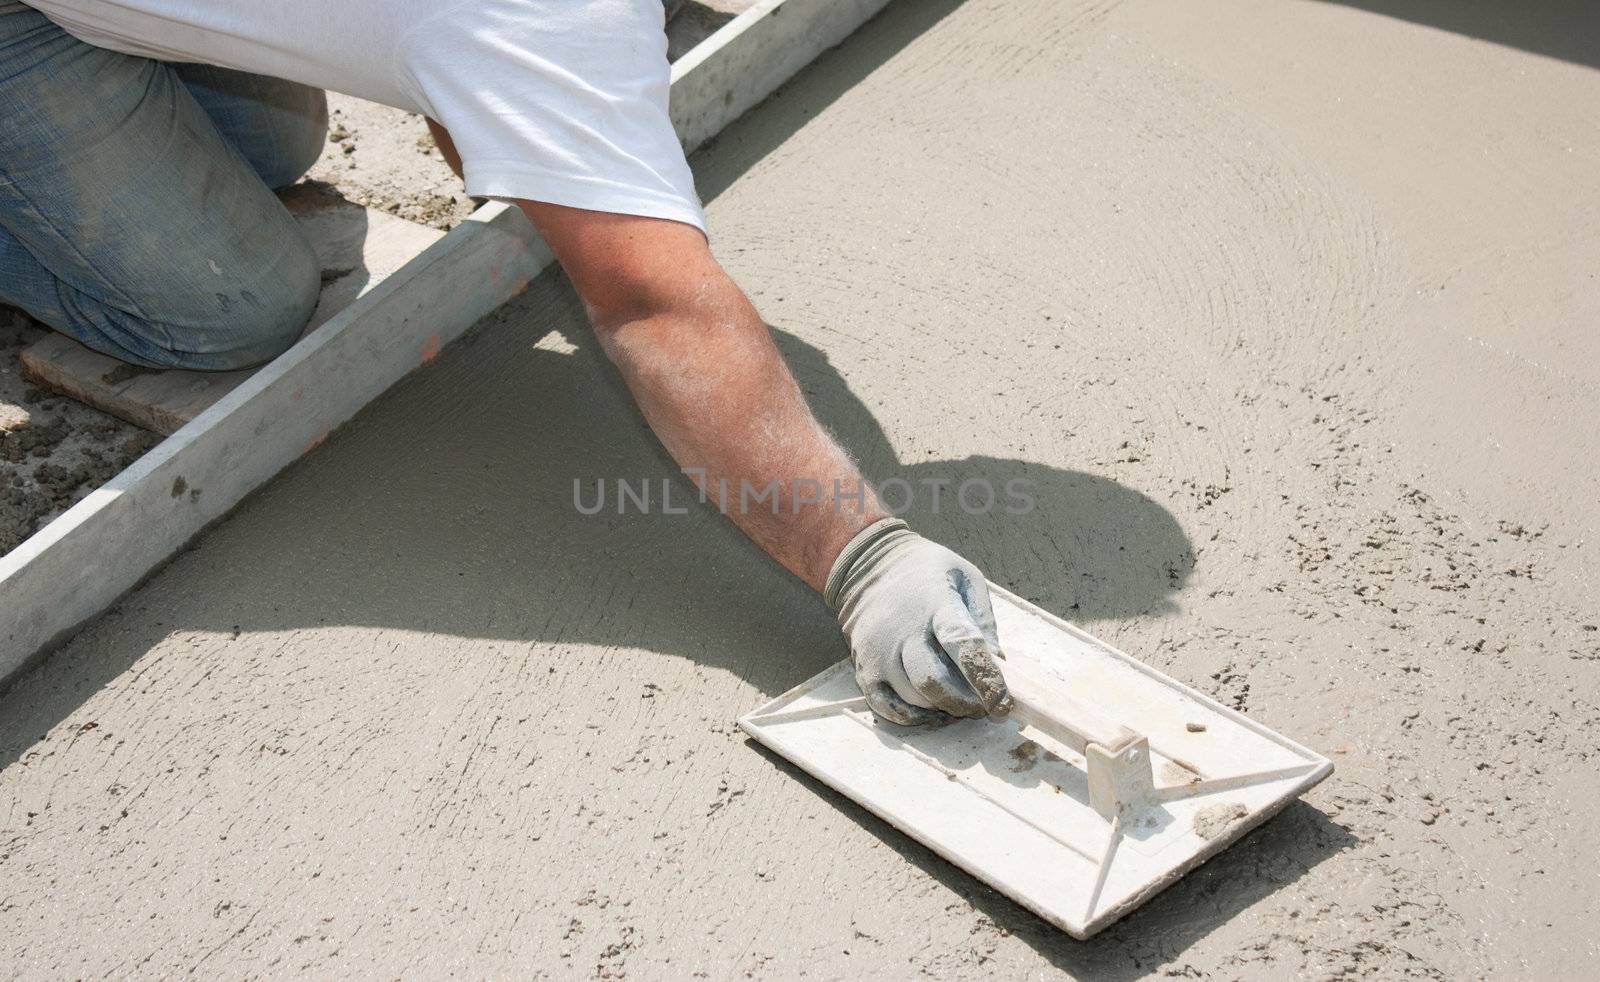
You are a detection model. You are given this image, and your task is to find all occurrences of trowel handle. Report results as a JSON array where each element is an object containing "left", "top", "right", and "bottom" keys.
[
  {"left": 1000, "top": 656, "right": 1154, "bottom": 819},
  {"left": 1000, "top": 656, "right": 1140, "bottom": 755}
]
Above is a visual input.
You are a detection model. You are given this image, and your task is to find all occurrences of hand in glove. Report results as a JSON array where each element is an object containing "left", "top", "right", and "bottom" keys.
[{"left": 824, "top": 519, "right": 1013, "bottom": 725}]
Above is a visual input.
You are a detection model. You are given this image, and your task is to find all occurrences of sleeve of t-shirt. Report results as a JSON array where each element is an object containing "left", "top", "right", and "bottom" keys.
[{"left": 398, "top": 0, "right": 706, "bottom": 234}]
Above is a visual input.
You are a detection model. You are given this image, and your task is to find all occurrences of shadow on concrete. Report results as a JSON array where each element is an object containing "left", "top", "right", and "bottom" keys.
[
  {"left": 0, "top": 279, "right": 1194, "bottom": 759},
  {"left": 1313, "top": 0, "right": 1599, "bottom": 70}
]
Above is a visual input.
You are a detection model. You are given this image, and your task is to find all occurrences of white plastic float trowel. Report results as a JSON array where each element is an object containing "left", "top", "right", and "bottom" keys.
[{"left": 738, "top": 585, "right": 1332, "bottom": 939}]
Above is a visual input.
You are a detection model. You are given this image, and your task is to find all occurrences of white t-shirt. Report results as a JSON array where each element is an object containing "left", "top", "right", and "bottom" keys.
[{"left": 27, "top": 0, "right": 706, "bottom": 231}]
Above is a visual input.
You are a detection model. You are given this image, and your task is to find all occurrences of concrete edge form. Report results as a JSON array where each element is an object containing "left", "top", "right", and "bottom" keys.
[{"left": 0, "top": 0, "right": 894, "bottom": 686}]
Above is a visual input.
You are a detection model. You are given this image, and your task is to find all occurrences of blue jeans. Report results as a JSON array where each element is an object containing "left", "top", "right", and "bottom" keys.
[{"left": 0, "top": 2, "right": 327, "bottom": 369}]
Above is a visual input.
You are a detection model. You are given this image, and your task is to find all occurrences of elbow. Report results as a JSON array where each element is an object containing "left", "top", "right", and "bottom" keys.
[{"left": 584, "top": 268, "right": 751, "bottom": 361}]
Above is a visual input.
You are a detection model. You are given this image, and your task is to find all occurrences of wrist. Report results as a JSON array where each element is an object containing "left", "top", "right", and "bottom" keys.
[
  {"left": 797, "top": 496, "right": 889, "bottom": 594},
  {"left": 823, "top": 517, "right": 911, "bottom": 610}
]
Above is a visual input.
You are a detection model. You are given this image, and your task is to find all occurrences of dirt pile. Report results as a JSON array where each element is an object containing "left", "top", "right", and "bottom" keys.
[{"left": 0, "top": 311, "right": 157, "bottom": 553}]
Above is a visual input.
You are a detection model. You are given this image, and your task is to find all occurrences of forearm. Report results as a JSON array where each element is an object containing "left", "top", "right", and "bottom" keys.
[
  {"left": 598, "top": 281, "right": 887, "bottom": 589},
  {"left": 516, "top": 199, "right": 885, "bottom": 590}
]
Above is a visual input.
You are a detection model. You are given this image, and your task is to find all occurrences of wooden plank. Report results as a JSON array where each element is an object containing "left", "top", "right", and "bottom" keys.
[
  {"left": 670, "top": 0, "right": 892, "bottom": 155},
  {"left": 0, "top": 0, "right": 895, "bottom": 686},
  {"left": 19, "top": 336, "right": 229, "bottom": 435},
  {"left": 0, "top": 201, "right": 548, "bottom": 678},
  {"left": 17, "top": 195, "right": 444, "bottom": 435}
]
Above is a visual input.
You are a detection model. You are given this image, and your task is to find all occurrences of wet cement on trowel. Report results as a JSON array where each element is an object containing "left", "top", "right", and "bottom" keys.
[
  {"left": 1192, "top": 802, "right": 1249, "bottom": 842},
  {"left": 4, "top": 0, "right": 1600, "bottom": 977}
]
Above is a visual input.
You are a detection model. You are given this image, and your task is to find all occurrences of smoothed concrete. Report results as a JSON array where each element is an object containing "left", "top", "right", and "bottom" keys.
[{"left": 3, "top": 0, "right": 1598, "bottom": 976}]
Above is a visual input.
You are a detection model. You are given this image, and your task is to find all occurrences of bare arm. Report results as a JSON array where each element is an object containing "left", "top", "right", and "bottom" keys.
[
  {"left": 427, "top": 119, "right": 1006, "bottom": 720},
  {"left": 428, "top": 119, "right": 875, "bottom": 583},
  {"left": 520, "top": 200, "right": 886, "bottom": 589}
]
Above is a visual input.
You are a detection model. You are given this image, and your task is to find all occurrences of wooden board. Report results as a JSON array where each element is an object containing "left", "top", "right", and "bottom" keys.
[{"left": 18, "top": 192, "right": 444, "bottom": 435}]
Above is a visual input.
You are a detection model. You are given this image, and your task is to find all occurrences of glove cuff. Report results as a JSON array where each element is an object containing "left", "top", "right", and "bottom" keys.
[{"left": 823, "top": 517, "right": 910, "bottom": 610}]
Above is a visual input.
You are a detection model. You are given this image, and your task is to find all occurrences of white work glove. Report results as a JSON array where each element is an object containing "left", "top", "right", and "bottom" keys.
[{"left": 824, "top": 518, "right": 1013, "bottom": 725}]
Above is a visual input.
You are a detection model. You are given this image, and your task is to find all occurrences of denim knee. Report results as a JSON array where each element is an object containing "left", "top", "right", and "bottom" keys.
[
  {"left": 227, "top": 241, "right": 320, "bottom": 366},
  {"left": 183, "top": 232, "right": 322, "bottom": 370},
  {"left": 121, "top": 230, "right": 321, "bottom": 372},
  {"left": 0, "top": 8, "right": 326, "bottom": 372}
]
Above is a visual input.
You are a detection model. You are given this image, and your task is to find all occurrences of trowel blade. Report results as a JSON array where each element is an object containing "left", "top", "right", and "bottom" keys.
[{"left": 738, "top": 585, "right": 1332, "bottom": 939}]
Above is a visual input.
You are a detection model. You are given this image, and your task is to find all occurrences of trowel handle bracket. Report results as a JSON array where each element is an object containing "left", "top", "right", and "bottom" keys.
[
  {"left": 1002, "top": 659, "right": 1156, "bottom": 819},
  {"left": 1085, "top": 736, "right": 1155, "bottom": 820}
]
